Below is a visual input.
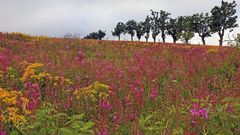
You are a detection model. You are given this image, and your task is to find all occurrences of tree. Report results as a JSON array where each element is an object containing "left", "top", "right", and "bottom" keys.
[
  {"left": 210, "top": 0, "right": 238, "bottom": 46},
  {"left": 159, "top": 10, "right": 171, "bottom": 43},
  {"left": 135, "top": 22, "right": 145, "bottom": 41},
  {"left": 125, "top": 20, "right": 137, "bottom": 41},
  {"left": 112, "top": 22, "right": 126, "bottom": 41},
  {"left": 192, "top": 13, "right": 211, "bottom": 45},
  {"left": 167, "top": 18, "right": 181, "bottom": 43},
  {"left": 97, "top": 30, "right": 106, "bottom": 40},
  {"left": 178, "top": 16, "right": 195, "bottom": 44},
  {"left": 84, "top": 30, "right": 106, "bottom": 40},
  {"left": 143, "top": 15, "right": 151, "bottom": 42},
  {"left": 150, "top": 10, "right": 160, "bottom": 42}
]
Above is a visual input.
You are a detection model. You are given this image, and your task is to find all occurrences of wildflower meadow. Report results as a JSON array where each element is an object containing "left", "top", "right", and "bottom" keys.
[{"left": 0, "top": 33, "right": 240, "bottom": 134}]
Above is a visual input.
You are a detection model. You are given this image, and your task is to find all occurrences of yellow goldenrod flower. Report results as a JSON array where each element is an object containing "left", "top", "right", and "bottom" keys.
[
  {"left": 20, "top": 63, "right": 44, "bottom": 82},
  {"left": 6, "top": 107, "right": 26, "bottom": 126},
  {"left": 31, "top": 72, "right": 51, "bottom": 81},
  {"left": 207, "top": 48, "right": 219, "bottom": 53},
  {"left": 74, "top": 81, "right": 111, "bottom": 101},
  {"left": 21, "top": 97, "right": 30, "bottom": 114},
  {"left": 54, "top": 76, "right": 73, "bottom": 85},
  {"left": 0, "top": 88, "right": 20, "bottom": 105}
]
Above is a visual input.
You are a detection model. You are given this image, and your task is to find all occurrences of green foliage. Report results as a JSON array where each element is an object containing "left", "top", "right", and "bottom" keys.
[
  {"left": 178, "top": 16, "right": 195, "bottom": 44},
  {"left": 112, "top": 22, "right": 126, "bottom": 41},
  {"left": 125, "top": 20, "right": 137, "bottom": 41},
  {"left": 23, "top": 103, "right": 94, "bottom": 135},
  {"left": 143, "top": 15, "right": 151, "bottom": 42},
  {"left": 158, "top": 10, "right": 171, "bottom": 43},
  {"left": 0, "top": 67, "right": 23, "bottom": 90},
  {"left": 84, "top": 30, "right": 106, "bottom": 40},
  {"left": 192, "top": 13, "right": 211, "bottom": 45},
  {"left": 150, "top": 10, "right": 161, "bottom": 42},
  {"left": 167, "top": 18, "right": 181, "bottom": 43},
  {"left": 138, "top": 113, "right": 164, "bottom": 134},
  {"left": 210, "top": 0, "right": 238, "bottom": 46},
  {"left": 206, "top": 97, "right": 240, "bottom": 134},
  {"left": 135, "top": 22, "right": 145, "bottom": 41}
]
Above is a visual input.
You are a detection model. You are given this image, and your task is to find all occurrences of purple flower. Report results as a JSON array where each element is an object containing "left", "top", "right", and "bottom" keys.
[
  {"left": 100, "top": 99, "right": 112, "bottom": 110},
  {"left": 98, "top": 128, "right": 108, "bottom": 135},
  {"left": 150, "top": 87, "right": 158, "bottom": 100},
  {"left": 190, "top": 103, "right": 208, "bottom": 119},
  {"left": 113, "top": 114, "right": 122, "bottom": 125},
  {"left": 0, "top": 131, "right": 6, "bottom": 135},
  {"left": 190, "top": 103, "right": 200, "bottom": 116},
  {"left": 227, "top": 105, "right": 234, "bottom": 113},
  {"left": 128, "top": 112, "right": 138, "bottom": 121},
  {"left": 77, "top": 49, "right": 85, "bottom": 64},
  {"left": 199, "top": 108, "right": 208, "bottom": 119}
]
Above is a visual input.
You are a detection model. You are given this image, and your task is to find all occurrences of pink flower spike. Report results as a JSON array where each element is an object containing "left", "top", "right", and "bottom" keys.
[
  {"left": 193, "top": 103, "right": 199, "bottom": 110},
  {"left": 98, "top": 128, "right": 108, "bottom": 135},
  {"left": 0, "top": 131, "right": 6, "bottom": 135}
]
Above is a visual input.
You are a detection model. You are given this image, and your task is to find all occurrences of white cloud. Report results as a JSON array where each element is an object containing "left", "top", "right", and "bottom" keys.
[{"left": 0, "top": 0, "right": 239, "bottom": 45}]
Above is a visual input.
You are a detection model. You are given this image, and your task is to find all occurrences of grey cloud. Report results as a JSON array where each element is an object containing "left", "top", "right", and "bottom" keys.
[{"left": 0, "top": 0, "right": 239, "bottom": 44}]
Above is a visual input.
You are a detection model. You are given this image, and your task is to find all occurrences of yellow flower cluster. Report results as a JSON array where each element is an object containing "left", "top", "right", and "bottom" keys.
[
  {"left": 53, "top": 76, "right": 73, "bottom": 85},
  {"left": 74, "top": 81, "right": 111, "bottom": 100},
  {"left": 183, "top": 45, "right": 192, "bottom": 49},
  {"left": 20, "top": 63, "right": 51, "bottom": 82},
  {"left": 0, "top": 88, "right": 28, "bottom": 126},
  {"left": 21, "top": 97, "right": 31, "bottom": 114},
  {"left": 5, "top": 107, "right": 26, "bottom": 126},
  {"left": 31, "top": 72, "right": 51, "bottom": 81},
  {"left": 207, "top": 48, "right": 219, "bottom": 53},
  {"left": 0, "top": 88, "right": 21, "bottom": 105}
]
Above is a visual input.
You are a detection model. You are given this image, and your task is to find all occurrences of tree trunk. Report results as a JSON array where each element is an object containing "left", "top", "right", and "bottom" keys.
[
  {"left": 131, "top": 36, "right": 133, "bottom": 41},
  {"left": 153, "top": 37, "right": 156, "bottom": 42},
  {"left": 219, "top": 29, "right": 225, "bottom": 46},
  {"left": 201, "top": 36, "right": 206, "bottom": 45},
  {"left": 118, "top": 36, "right": 120, "bottom": 41},
  {"left": 219, "top": 36, "right": 223, "bottom": 46},
  {"left": 162, "top": 37, "right": 165, "bottom": 43},
  {"left": 145, "top": 33, "right": 149, "bottom": 42},
  {"left": 173, "top": 39, "right": 176, "bottom": 44},
  {"left": 162, "top": 33, "right": 166, "bottom": 43},
  {"left": 172, "top": 35, "right": 177, "bottom": 43}
]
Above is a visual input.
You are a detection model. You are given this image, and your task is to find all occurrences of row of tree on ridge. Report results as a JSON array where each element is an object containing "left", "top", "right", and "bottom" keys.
[{"left": 84, "top": 0, "right": 238, "bottom": 46}]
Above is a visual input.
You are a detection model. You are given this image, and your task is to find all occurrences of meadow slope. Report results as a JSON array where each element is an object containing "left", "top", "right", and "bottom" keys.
[{"left": 0, "top": 33, "right": 240, "bottom": 134}]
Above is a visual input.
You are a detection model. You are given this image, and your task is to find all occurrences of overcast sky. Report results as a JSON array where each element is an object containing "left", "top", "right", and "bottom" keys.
[{"left": 0, "top": 0, "right": 239, "bottom": 45}]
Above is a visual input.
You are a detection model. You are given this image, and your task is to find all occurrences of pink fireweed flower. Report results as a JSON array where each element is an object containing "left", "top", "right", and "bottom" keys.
[
  {"left": 113, "top": 113, "right": 122, "bottom": 125},
  {"left": 227, "top": 105, "right": 234, "bottom": 113},
  {"left": 150, "top": 87, "right": 158, "bottom": 100},
  {"left": 98, "top": 128, "right": 108, "bottom": 135},
  {"left": 128, "top": 112, "right": 138, "bottom": 121},
  {"left": 199, "top": 108, "right": 208, "bottom": 119},
  {"left": 190, "top": 103, "right": 208, "bottom": 119},
  {"left": 100, "top": 99, "right": 112, "bottom": 110},
  {"left": 125, "top": 95, "right": 131, "bottom": 106},
  {"left": 77, "top": 49, "right": 85, "bottom": 64},
  {"left": 0, "top": 131, "right": 6, "bottom": 135},
  {"left": 191, "top": 120, "right": 197, "bottom": 125}
]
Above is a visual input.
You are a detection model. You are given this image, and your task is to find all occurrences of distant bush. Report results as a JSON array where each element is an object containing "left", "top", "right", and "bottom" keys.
[{"left": 84, "top": 30, "right": 106, "bottom": 40}]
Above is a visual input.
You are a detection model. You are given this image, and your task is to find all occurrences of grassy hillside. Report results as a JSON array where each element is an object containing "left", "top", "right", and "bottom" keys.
[{"left": 0, "top": 33, "right": 240, "bottom": 134}]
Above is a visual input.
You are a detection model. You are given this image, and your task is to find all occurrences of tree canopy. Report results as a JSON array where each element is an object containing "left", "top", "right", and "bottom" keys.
[{"left": 210, "top": 0, "right": 238, "bottom": 46}]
